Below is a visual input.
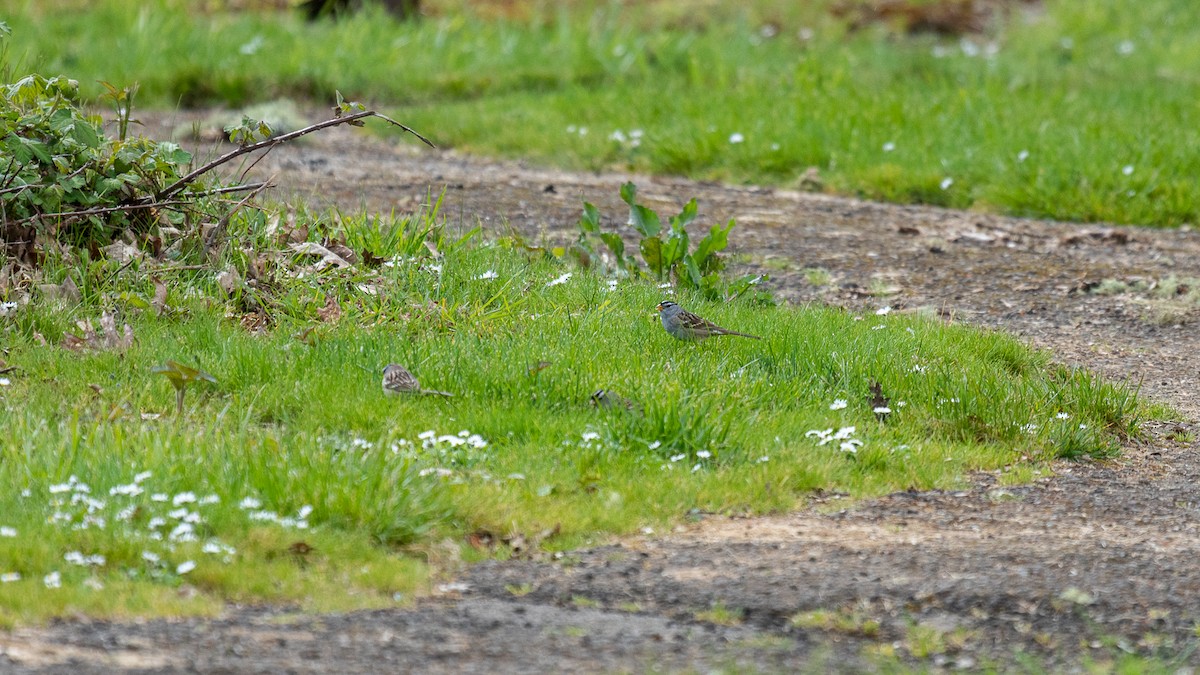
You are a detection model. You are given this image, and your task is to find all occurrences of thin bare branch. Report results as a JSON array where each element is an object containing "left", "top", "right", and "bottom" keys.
[
  {"left": 204, "top": 179, "right": 275, "bottom": 254},
  {"left": 157, "top": 110, "right": 434, "bottom": 202},
  {"left": 13, "top": 199, "right": 188, "bottom": 225}
]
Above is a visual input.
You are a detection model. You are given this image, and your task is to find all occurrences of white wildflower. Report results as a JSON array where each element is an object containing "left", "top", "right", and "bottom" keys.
[{"left": 545, "top": 272, "right": 572, "bottom": 288}]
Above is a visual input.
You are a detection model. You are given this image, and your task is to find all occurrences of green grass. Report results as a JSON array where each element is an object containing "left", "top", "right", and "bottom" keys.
[
  {"left": 5, "top": 0, "right": 1200, "bottom": 226},
  {"left": 0, "top": 194, "right": 1152, "bottom": 623}
]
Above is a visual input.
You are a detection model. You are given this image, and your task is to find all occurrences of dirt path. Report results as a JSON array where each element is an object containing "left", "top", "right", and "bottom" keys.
[{"left": 3, "top": 115, "right": 1199, "bottom": 672}]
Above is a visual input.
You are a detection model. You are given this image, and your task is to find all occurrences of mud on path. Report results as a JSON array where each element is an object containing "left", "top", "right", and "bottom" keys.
[{"left": 3, "top": 115, "right": 1200, "bottom": 672}]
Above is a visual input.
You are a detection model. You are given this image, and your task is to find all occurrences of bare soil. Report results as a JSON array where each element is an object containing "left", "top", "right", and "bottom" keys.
[{"left": 3, "top": 113, "right": 1199, "bottom": 673}]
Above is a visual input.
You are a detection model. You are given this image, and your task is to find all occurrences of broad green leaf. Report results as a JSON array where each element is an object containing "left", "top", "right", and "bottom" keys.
[
  {"left": 682, "top": 253, "right": 702, "bottom": 288},
  {"left": 599, "top": 232, "right": 625, "bottom": 260},
  {"left": 618, "top": 181, "right": 637, "bottom": 207},
  {"left": 694, "top": 218, "right": 736, "bottom": 269},
  {"left": 640, "top": 236, "right": 663, "bottom": 279},
  {"left": 628, "top": 204, "right": 661, "bottom": 238},
  {"left": 579, "top": 201, "right": 601, "bottom": 234},
  {"left": 671, "top": 198, "right": 698, "bottom": 231},
  {"left": 662, "top": 228, "right": 688, "bottom": 269}
]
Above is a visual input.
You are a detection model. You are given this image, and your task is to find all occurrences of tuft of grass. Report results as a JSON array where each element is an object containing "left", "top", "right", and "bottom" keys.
[
  {"left": 695, "top": 600, "right": 744, "bottom": 626},
  {"left": 790, "top": 606, "right": 881, "bottom": 638},
  {"left": 4, "top": 0, "right": 1200, "bottom": 226}
]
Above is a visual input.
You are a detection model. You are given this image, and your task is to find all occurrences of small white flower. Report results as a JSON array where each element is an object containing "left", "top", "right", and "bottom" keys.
[
  {"left": 875, "top": 306, "right": 891, "bottom": 316},
  {"left": 168, "top": 508, "right": 189, "bottom": 520},
  {"left": 239, "top": 497, "right": 261, "bottom": 510},
  {"left": 647, "top": 441, "right": 662, "bottom": 451},
  {"left": 729, "top": 133, "right": 745, "bottom": 144},
  {"left": 474, "top": 270, "right": 499, "bottom": 281},
  {"left": 418, "top": 430, "right": 436, "bottom": 440},
  {"left": 545, "top": 272, "right": 572, "bottom": 288},
  {"left": 606, "top": 279, "right": 619, "bottom": 291},
  {"left": 641, "top": 527, "right": 654, "bottom": 535},
  {"left": 757, "top": 456, "right": 770, "bottom": 463},
  {"left": 581, "top": 431, "right": 600, "bottom": 442},
  {"left": 151, "top": 493, "right": 168, "bottom": 502},
  {"left": 202, "top": 541, "right": 221, "bottom": 554},
  {"left": 882, "top": 142, "right": 895, "bottom": 152},
  {"left": 176, "top": 560, "right": 196, "bottom": 575},
  {"left": 1080, "top": 423, "right": 1089, "bottom": 430},
  {"left": 43, "top": 571, "right": 61, "bottom": 589},
  {"left": 1122, "top": 164, "right": 1134, "bottom": 176},
  {"left": 669, "top": 453, "right": 686, "bottom": 463},
  {"left": 173, "top": 492, "right": 197, "bottom": 506},
  {"left": 840, "top": 439, "right": 862, "bottom": 453},
  {"left": 1117, "top": 40, "right": 1135, "bottom": 55},
  {"left": 697, "top": 450, "right": 712, "bottom": 459},
  {"left": 0, "top": 378, "right": 9, "bottom": 387},
  {"left": 83, "top": 577, "right": 104, "bottom": 591},
  {"left": 873, "top": 407, "right": 892, "bottom": 415},
  {"left": 691, "top": 464, "right": 702, "bottom": 472},
  {"left": 829, "top": 399, "right": 848, "bottom": 411},
  {"left": 0, "top": 572, "right": 20, "bottom": 583},
  {"left": 0, "top": 527, "right": 15, "bottom": 538},
  {"left": 1017, "top": 150, "right": 1029, "bottom": 162},
  {"left": 297, "top": 505, "right": 314, "bottom": 519},
  {"left": 608, "top": 129, "right": 627, "bottom": 143},
  {"left": 833, "top": 426, "right": 857, "bottom": 440},
  {"left": 109, "top": 483, "right": 143, "bottom": 497},
  {"left": 199, "top": 494, "right": 220, "bottom": 505},
  {"left": 142, "top": 551, "right": 161, "bottom": 563},
  {"left": 147, "top": 516, "right": 167, "bottom": 529},
  {"left": 940, "top": 177, "right": 954, "bottom": 190},
  {"left": 134, "top": 471, "right": 152, "bottom": 483},
  {"left": 168, "top": 522, "right": 195, "bottom": 541}
]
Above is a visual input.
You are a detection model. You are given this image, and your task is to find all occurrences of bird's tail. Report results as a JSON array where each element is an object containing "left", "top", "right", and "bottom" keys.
[{"left": 718, "top": 329, "right": 761, "bottom": 340}]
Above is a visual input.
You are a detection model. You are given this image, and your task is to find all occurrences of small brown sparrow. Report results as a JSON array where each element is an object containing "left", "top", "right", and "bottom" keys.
[
  {"left": 656, "top": 301, "right": 760, "bottom": 341},
  {"left": 382, "top": 364, "right": 452, "bottom": 397}
]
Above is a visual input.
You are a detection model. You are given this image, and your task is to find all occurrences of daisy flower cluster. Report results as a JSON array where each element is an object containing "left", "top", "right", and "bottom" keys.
[
  {"left": 0, "top": 471, "right": 284, "bottom": 591},
  {"left": 806, "top": 426, "right": 863, "bottom": 455},
  {"left": 378, "top": 430, "right": 491, "bottom": 479}
]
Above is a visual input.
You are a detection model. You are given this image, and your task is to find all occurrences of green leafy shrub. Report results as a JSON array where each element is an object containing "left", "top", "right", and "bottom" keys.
[
  {"left": 0, "top": 74, "right": 200, "bottom": 251},
  {"left": 575, "top": 181, "right": 768, "bottom": 301}
]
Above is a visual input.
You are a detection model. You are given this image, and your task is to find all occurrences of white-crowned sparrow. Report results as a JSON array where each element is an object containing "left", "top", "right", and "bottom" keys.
[
  {"left": 382, "top": 364, "right": 453, "bottom": 397},
  {"left": 591, "top": 388, "right": 641, "bottom": 412},
  {"left": 656, "top": 301, "right": 760, "bottom": 341}
]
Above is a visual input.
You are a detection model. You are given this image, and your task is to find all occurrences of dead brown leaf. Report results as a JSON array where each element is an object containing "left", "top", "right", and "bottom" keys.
[
  {"left": 216, "top": 266, "right": 242, "bottom": 296},
  {"left": 467, "top": 530, "right": 497, "bottom": 551},
  {"left": 325, "top": 241, "right": 359, "bottom": 265},
  {"left": 102, "top": 241, "right": 142, "bottom": 264},
  {"left": 39, "top": 276, "right": 81, "bottom": 304},
  {"left": 290, "top": 242, "right": 352, "bottom": 269},
  {"left": 316, "top": 294, "right": 342, "bottom": 322},
  {"left": 62, "top": 311, "right": 134, "bottom": 352},
  {"left": 150, "top": 276, "right": 170, "bottom": 315}
]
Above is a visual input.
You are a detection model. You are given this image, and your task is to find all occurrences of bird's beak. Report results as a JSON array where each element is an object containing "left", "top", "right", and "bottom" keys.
[{"left": 655, "top": 303, "right": 664, "bottom": 312}]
